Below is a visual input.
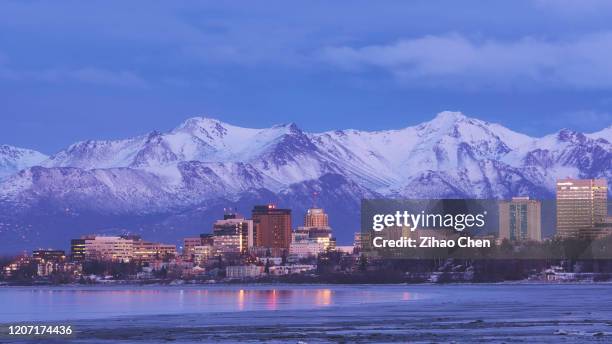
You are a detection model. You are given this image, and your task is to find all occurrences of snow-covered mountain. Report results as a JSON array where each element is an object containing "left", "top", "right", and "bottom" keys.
[
  {"left": 0, "top": 145, "right": 48, "bottom": 181},
  {"left": 0, "top": 111, "right": 610, "bottom": 251}
]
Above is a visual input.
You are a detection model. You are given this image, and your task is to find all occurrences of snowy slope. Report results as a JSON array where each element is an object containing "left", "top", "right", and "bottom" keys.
[
  {"left": 587, "top": 125, "right": 612, "bottom": 141},
  {"left": 0, "top": 145, "right": 48, "bottom": 180},
  {"left": 5, "top": 111, "right": 611, "bottom": 201}
]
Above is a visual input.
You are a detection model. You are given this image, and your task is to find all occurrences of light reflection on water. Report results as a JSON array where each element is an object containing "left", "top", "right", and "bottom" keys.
[{"left": 0, "top": 285, "right": 418, "bottom": 322}]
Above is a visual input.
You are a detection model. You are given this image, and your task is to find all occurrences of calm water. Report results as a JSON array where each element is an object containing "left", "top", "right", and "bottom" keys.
[{"left": 0, "top": 284, "right": 420, "bottom": 322}]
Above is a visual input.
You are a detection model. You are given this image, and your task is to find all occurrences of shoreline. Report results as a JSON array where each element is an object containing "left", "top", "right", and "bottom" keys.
[{"left": 2, "top": 279, "right": 612, "bottom": 288}]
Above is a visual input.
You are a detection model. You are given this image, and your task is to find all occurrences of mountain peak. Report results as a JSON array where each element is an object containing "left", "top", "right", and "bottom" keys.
[
  {"left": 433, "top": 111, "right": 467, "bottom": 122},
  {"left": 270, "top": 122, "right": 303, "bottom": 134},
  {"left": 416, "top": 111, "right": 475, "bottom": 134},
  {"left": 0, "top": 144, "right": 48, "bottom": 180},
  {"left": 177, "top": 116, "right": 227, "bottom": 130}
]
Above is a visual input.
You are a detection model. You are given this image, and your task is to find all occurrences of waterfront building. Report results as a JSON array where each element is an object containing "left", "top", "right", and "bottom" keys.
[
  {"left": 2, "top": 255, "right": 33, "bottom": 278},
  {"left": 31, "top": 249, "right": 67, "bottom": 276},
  {"left": 499, "top": 197, "right": 542, "bottom": 241},
  {"left": 32, "top": 249, "right": 66, "bottom": 262},
  {"left": 252, "top": 204, "right": 292, "bottom": 250},
  {"left": 70, "top": 235, "right": 175, "bottom": 263},
  {"left": 257, "top": 256, "right": 282, "bottom": 266},
  {"left": 226, "top": 265, "right": 264, "bottom": 279},
  {"left": 556, "top": 179, "right": 608, "bottom": 238},
  {"left": 268, "top": 264, "right": 316, "bottom": 276},
  {"left": 36, "top": 261, "right": 56, "bottom": 276}
]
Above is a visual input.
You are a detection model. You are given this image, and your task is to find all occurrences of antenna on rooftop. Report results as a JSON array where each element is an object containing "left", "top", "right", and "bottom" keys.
[{"left": 312, "top": 191, "right": 319, "bottom": 208}]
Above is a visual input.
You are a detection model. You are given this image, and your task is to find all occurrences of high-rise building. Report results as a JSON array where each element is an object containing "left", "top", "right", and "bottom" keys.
[
  {"left": 290, "top": 207, "right": 335, "bottom": 258},
  {"left": 556, "top": 178, "right": 608, "bottom": 239},
  {"left": 252, "top": 204, "right": 292, "bottom": 250},
  {"left": 213, "top": 212, "right": 254, "bottom": 255},
  {"left": 499, "top": 197, "right": 542, "bottom": 241},
  {"left": 304, "top": 208, "right": 328, "bottom": 227}
]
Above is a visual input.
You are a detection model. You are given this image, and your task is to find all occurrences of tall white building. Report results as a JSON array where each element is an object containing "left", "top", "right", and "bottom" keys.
[
  {"left": 290, "top": 207, "right": 336, "bottom": 258},
  {"left": 213, "top": 213, "right": 254, "bottom": 255}
]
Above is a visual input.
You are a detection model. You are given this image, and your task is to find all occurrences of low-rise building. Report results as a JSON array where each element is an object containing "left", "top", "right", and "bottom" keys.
[
  {"left": 226, "top": 265, "right": 264, "bottom": 279},
  {"left": 81, "top": 236, "right": 133, "bottom": 262},
  {"left": 268, "top": 264, "right": 316, "bottom": 275},
  {"left": 132, "top": 240, "right": 176, "bottom": 262},
  {"left": 289, "top": 226, "right": 335, "bottom": 258},
  {"left": 70, "top": 235, "right": 175, "bottom": 263}
]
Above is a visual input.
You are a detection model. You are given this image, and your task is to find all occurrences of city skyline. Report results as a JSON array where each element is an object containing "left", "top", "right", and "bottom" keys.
[{"left": 19, "top": 179, "right": 612, "bottom": 254}]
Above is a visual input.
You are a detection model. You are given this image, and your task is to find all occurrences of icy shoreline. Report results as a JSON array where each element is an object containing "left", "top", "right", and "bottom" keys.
[{"left": 2, "top": 284, "right": 612, "bottom": 343}]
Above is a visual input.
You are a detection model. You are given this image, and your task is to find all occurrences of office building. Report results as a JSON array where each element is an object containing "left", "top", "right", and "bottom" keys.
[
  {"left": 290, "top": 227, "right": 335, "bottom": 257},
  {"left": 305, "top": 208, "right": 328, "bottom": 227},
  {"left": 252, "top": 204, "right": 292, "bottom": 250},
  {"left": 200, "top": 233, "right": 214, "bottom": 246},
  {"left": 70, "top": 239, "right": 86, "bottom": 261},
  {"left": 289, "top": 207, "right": 335, "bottom": 258},
  {"left": 183, "top": 237, "right": 204, "bottom": 258},
  {"left": 80, "top": 235, "right": 134, "bottom": 262},
  {"left": 499, "top": 197, "right": 542, "bottom": 241},
  {"left": 70, "top": 235, "right": 174, "bottom": 263},
  {"left": 556, "top": 179, "right": 608, "bottom": 238},
  {"left": 213, "top": 212, "right": 254, "bottom": 255},
  {"left": 132, "top": 240, "right": 177, "bottom": 262},
  {"left": 192, "top": 245, "right": 214, "bottom": 266}
]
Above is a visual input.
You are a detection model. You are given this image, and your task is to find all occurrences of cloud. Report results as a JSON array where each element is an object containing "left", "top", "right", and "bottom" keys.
[
  {"left": 0, "top": 56, "right": 148, "bottom": 88},
  {"left": 319, "top": 32, "right": 612, "bottom": 89},
  {"left": 66, "top": 68, "right": 148, "bottom": 88}
]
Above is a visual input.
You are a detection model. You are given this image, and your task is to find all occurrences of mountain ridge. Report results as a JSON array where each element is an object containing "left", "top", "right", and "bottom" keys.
[{"left": 0, "top": 111, "right": 610, "bottom": 251}]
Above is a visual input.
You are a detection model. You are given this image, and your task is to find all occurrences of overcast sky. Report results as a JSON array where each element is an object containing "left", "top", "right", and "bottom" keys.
[{"left": 1, "top": 0, "right": 612, "bottom": 153}]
